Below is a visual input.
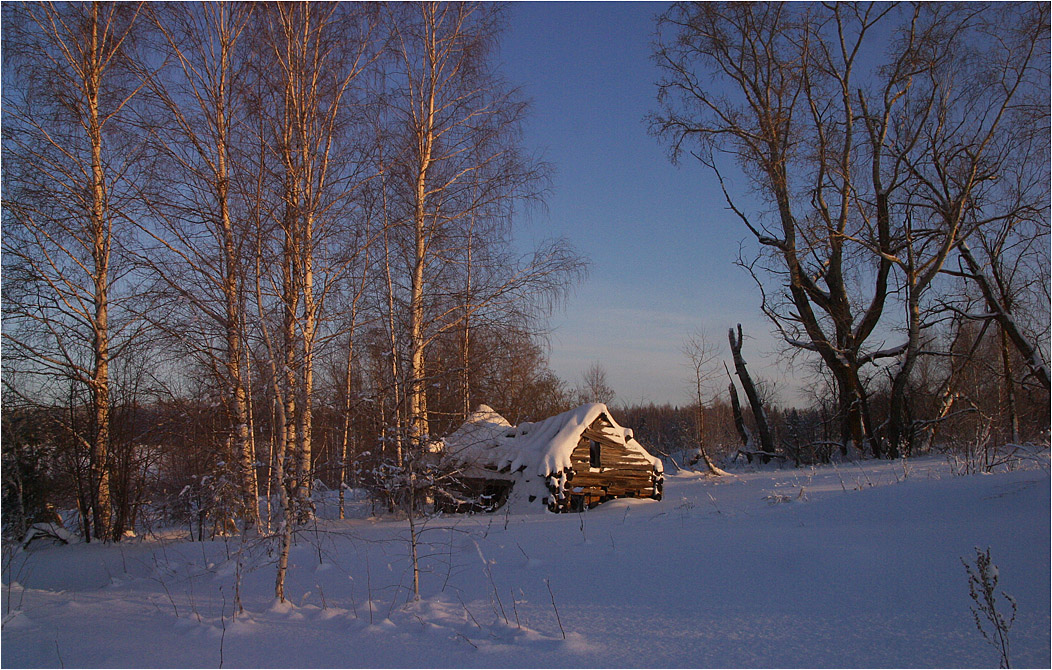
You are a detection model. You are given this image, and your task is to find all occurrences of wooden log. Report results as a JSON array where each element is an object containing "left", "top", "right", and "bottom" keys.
[
  {"left": 570, "top": 465, "right": 652, "bottom": 473},
  {"left": 571, "top": 451, "right": 653, "bottom": 468},
  {"left": 569, "top": 473, "right": 655, "bottom": 483},
  {"left": 571, "top": 472, "right": 656, "bottom": 481},
  {"left": 570, "top": 472, "right": 656, "bottom": 481},
  {"left": 571, "top": 482, "right": 653, "bottom": 492}
]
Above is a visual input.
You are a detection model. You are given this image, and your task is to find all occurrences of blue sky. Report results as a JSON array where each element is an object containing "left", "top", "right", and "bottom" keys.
[{"left": 499, "top": 2, "right": 799, "bottom": 407}]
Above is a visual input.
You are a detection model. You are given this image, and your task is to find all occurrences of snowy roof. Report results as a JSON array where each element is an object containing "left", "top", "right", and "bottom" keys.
[{"left": 441, "top": 403, "right": 662, "bottom": 477}]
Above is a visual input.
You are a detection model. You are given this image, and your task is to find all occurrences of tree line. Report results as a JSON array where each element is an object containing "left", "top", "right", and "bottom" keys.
[
  {"left": 623, "top": 320, "right": 1050, "bottom": 473},
  {"left": 1, "top": 1, "right": 586, "bottom": 548}
]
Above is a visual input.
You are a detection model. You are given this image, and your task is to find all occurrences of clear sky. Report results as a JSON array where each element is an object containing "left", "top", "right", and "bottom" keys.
[{"left": 499, "top": 2, "right": 801, "bottom": 407}]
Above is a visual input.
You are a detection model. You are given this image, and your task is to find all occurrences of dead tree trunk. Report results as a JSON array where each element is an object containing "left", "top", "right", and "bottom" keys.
[
  {"left": 727, "top": 380, "right": 751, "bottom": 457},
  {"left": 728, "top": 324, "right": 775, "bottom": 457}
]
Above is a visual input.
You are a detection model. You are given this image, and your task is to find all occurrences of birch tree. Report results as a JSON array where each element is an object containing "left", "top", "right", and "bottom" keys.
[
  {"left": 382, "top": 2, "right": 581, "bottom": 452},
  {"left": 133, "top": 1, "right": 261, "bottom": 530},
  {"left": 258, "top": 1, "right": 378, "bottom": 523},
  {"left": 2, "top": 1, "right": 144, "bottom": 541}
]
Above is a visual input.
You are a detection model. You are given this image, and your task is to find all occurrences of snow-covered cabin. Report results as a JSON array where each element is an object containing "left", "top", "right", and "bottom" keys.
[{"left": 437, "top": 403, "right": 663, "bottom": 513}]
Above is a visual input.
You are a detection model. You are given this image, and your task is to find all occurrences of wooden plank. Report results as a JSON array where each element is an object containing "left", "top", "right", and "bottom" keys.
[
  {"left": 580, "top": 427, "right": 626, "bottom": 449},
  {"left": 570, "top": 468, "right": 651, "bottom": 478},
  {"left": 571, "top": 451, "right": 654, "bottom": 469}
]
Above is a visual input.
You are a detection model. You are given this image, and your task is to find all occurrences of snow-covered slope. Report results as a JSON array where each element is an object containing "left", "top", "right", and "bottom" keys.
[{"left": 2, "top": 456, "right": 1049, "bottom": 668}]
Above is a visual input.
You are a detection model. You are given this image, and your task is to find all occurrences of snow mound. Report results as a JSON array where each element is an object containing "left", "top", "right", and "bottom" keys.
[
  {"left": 23, "top": 523, "right": 77, "bottom": 549},
  {"left": 441, "top": 404, "right": 514, "bottom": 454}
]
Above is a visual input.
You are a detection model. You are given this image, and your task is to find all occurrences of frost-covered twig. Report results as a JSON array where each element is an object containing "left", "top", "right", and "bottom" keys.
[
  {"left": 219, "top": 587, "right": 227, "bottom": 669},
  {"left": 148, "top": 574, "right": 179, "bottom": 618},
  {"left": 831, "top": 461, "right": 847, "bottom": 492},
  {"left": 457, "top": 592, "right": 483, "bottom": 630},
  {"left": 962, "top": 547, "right": 1016, "bottom": 668},
  {"left": 455, "top": 632, "right": 478, "bottom": 649},
  {"left": 852, "top": 460, "right": 874, "bottom": 488},
  {"left": 510, "top": 588, "right": 521, "bottom": 629},
  {"left": 545, "top": 577, "right": 565, "bottom": 640},
  {"left": 706, "top": 492, "right": 722, "bottom": 514}
]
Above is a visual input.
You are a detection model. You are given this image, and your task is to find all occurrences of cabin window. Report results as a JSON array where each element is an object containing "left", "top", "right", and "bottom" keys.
[{"left": 589, "top": 440, "right": 601, "bottom": 468}]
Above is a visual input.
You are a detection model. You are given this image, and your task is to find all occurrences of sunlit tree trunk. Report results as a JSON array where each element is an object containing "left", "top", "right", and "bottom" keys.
[
  {"left": 89, "top": 39, "right": 114, "bottom": 540},
  {"left": 407, "top": 25, "right": 437, "bottom": 444}
]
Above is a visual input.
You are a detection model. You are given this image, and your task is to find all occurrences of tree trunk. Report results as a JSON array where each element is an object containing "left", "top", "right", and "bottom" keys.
[
  {"left": 281, "top": 209, "right": 299, "bottom": 513},
  {"left": 381, "top": 220, "right": 404, "bottom": 465},
  {"left": 295, "top": 210, "right": 315, "bottom": 524},
  {"left": 728, "top": 324, "right": 775, "bottom": 457},
  {"left": 215, "top": 20, "right": 258, "bottom": 529},
  {"left": 87, "top": 4, "right": 113, "bottom": 542},
  {"left": 273, "top": 393, "right": 293, "bottom": 603},
  {"left": 999, "top": 326, "right": 1019, "bottom": 444},
  {"left": 338, "top": 333, "right": 354, "bottom": 520},
  {"left": 886, "top": 290, "right": 923, "bottom": 459},
  {"left": 460, "top": 254, "right": 473, "bottom": 421},
  {"left": 405, "top": 3, "right": 443, "bottom": 449},
  {"left": 728, "top": 381, "right": 751, "bottom": 451},
  {"left": 408, "top": 122, "right": 433, "bottom": 446}
]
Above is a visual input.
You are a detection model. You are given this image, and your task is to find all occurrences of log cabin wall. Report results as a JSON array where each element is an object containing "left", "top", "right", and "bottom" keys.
[{"left": 555, "top": 415, "right": 661, "bottom": 511}]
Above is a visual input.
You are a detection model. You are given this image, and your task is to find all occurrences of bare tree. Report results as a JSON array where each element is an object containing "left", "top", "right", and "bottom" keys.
[
  {"left": 459, "top": 325, "right": 575, "bottom": 425},
  {"left": 334, "top": 239, "right": 375, "bottom": 520},
  {"left": 652, "top": 2, "right": 1050, "bottom": 458},
  {"left": 380, "top": 2, "right": 582, "bottom": 451},
  {"left": 682, "top": 331, "right": 727, "bottom": 475},
  {"left": 877, "top": 3, "right": 1050, "bottom": 455},
  {"left": 1, "top": 2, "right": 584, "bottom": 571},
  {"left": 653, "top": 3, "right": 898, "bottom": 456},
  {"left": 132, "top": 1, "right": 261, "bottom": 531},
  {"left": 725, "top": 371, "right": 751, "bottom": 453},
  {"left": 255, "top": 1, "right": 379, "bottom": 524},
  {"left": 957, "top": 243, "right": 1050, "bottom": 393},
  {"left": 578, "top": 362, "right": 616, "bottom": 406},
  {"left": 2, "top": 1, "right": 145, "bottom": 541}
]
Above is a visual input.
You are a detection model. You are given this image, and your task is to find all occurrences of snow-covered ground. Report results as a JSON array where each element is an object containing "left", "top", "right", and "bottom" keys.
[{"left": 3, "top": 455, "right": 1049, "bottom": 668}]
